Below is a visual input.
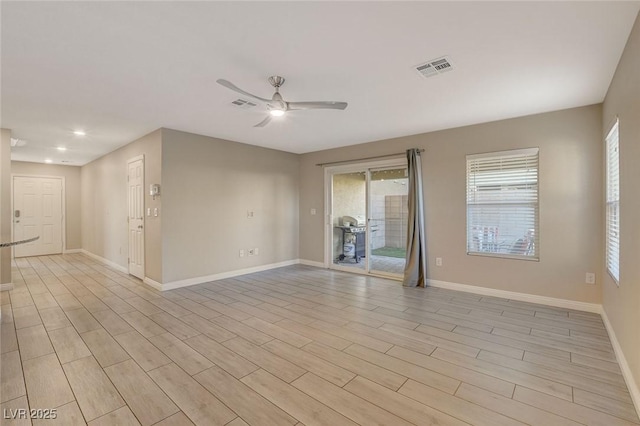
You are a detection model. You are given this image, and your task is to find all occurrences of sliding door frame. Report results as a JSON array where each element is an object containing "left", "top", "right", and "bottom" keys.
[{"left": 323, "top": 157, "right": 408, "bottom": 279}]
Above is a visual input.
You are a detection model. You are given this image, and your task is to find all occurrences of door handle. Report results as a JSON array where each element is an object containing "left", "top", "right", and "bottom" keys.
[{"left": 14, "top": 210, "right": 20, "bottom": 218}]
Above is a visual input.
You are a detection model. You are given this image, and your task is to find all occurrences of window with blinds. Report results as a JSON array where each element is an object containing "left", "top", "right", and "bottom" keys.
[
  {"left": 606, "top": 120, "right": 620, "bottom": 283},
  {"left": 466, "top": 148, "right": 539, "bottom": 260}
]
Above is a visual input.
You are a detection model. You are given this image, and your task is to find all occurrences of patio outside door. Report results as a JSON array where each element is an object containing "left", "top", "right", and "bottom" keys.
[
  {"left": 368, "top": 167, "right": 409, "bottom": 277},
  {"left": 326, "top": 160, "right": 408, "bottom": 279}
]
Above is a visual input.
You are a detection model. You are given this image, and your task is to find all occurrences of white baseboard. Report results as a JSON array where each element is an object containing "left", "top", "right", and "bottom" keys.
[
  {"left": 63, "top": 248, "right": 82, "bottom": 254},
  {"left": 427, "top": 279, "right": 601, "bottom": 313},
  {"left": 161, "top": 259, "right": 301, "bottom": 291},
  {"left": 298, "top": 259, "right": 325, "bottom": 268},
  {"left": 0, "top": 283, "right": 14, "bottom": 291},
  {"left": 78, "top": 249, "right": 163, "bottom": 291},
  {"left": 143, "top": 277, "right": 163, "bottom": 291},
  {"left": 76, "top": 253, "right": 306, "bottom": 291},
  {"left": 79, "top": 249, "right": 128, "bottom": 274},
  {"left": 601, "top": 308, "right": 640, "bottom": 417}
]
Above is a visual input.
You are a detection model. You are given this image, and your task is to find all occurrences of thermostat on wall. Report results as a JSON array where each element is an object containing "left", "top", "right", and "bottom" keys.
[{"left": 150, "top": 184, "right": 160, "bottom": 198}]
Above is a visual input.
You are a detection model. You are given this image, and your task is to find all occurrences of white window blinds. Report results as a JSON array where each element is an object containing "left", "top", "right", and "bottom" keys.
[
  {"left": 467, "top": 148, "right": 539, "bottom": 260},
  {"left": 606, "top": 120, "right": 620, "bottom": 283}
]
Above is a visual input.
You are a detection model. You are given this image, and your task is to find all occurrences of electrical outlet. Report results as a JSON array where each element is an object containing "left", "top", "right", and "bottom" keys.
[
  {"left": 435, "top": 257, "right": 443, "bottom": 267},
  {"left": 239, "top": 249, "right": 245, "bottom": 258},
  {"left": 254, "top": 247, "right": 259, "bottom": 255},
  {"left": 248, "top": 248, "right": 255, "bottom": 256},
  {"left": 310, "top": 208, "right": 317, "bottom": 215},
  {"left": 247, "top": 211, "right": 254, "bottom": 218},
  {"left": 586, "top": 272, "right": 596, "bottom": 284}
]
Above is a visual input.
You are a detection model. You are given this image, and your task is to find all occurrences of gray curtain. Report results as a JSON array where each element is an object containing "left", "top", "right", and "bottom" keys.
[{"left": 403, "top": 148, "right": 427, "bottom": 287}]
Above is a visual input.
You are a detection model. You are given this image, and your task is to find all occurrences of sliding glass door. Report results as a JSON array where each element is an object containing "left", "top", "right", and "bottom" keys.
[
  {"left": 368, "top": 167, "right": 409, "bottom": 276},
  {"left": 326, "top": 160, "right": 408, "bottom": 279},
  {"left": 330, "top": 171, "right": 367, "bottom": 274}
]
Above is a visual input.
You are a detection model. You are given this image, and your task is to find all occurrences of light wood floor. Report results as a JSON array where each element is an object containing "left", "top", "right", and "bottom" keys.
[{"left": 1, "top": 254, "right": 638, "bottom": 426}]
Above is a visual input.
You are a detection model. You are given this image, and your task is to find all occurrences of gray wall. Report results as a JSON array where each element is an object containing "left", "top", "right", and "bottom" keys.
[
  {"left": 81, "top": 129, "right": 163, "bottom": 282},
  {"left": 161, "top": 128, "right": 300, "bottom": 283},
  {"left": 602, "top": 10, "right": 640, "bottom": 398},
  {"left": 300, "top": 104, "right": 604, "bottom": 303},
  {"left": 11, "top": 161, "right": 82, "bottom": 250},
  {"left": 0, "top": 129, "right": 11, "bottom": 285}
]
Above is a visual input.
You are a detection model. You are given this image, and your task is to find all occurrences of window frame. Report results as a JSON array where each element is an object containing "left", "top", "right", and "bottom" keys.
[
  {"left": 605, "top": 119, "right": 620, "bottom": 284},
  {"left": 466, "top": 147, "right": 540, "bottom": 261}
]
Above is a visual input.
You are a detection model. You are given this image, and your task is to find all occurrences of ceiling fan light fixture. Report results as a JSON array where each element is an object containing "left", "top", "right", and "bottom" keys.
[{"left": 217, "top": 76, "right": 347, "bottom": 128}]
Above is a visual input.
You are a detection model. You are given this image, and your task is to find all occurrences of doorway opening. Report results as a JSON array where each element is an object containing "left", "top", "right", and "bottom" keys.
[{"left": 325, "top": 159, "right": 408, "bottom": 279}]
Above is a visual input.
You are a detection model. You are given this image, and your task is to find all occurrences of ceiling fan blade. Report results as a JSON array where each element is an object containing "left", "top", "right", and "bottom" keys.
[
  {"left": 287, "top": 101, "right": 348, "bottom": 111},
  {"left": 216, "top": 79, "right": 271, "bottom": 103},
  {"left": 253, "top": 116, "right": 272, "bottom": 128}
]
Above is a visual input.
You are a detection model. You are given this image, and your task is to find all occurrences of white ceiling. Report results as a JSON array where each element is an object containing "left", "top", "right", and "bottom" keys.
[{"left": 3, "top": 1, "right": 639, "bottom": 165}]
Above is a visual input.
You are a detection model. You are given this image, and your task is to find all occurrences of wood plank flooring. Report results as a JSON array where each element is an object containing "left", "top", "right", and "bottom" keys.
[{"left": 0, "top": 253, "right": 638, "bottom": 425}]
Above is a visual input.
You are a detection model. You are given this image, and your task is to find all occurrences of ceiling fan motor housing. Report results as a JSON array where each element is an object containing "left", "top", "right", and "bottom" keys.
[{"left": 268, "top": 76, "right": 286, "bottom": 88}]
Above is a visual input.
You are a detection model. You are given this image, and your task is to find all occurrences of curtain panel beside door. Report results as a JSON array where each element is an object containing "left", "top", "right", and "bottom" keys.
[{"left": 403, "top": 148, "right": 427, "bottom": 287}]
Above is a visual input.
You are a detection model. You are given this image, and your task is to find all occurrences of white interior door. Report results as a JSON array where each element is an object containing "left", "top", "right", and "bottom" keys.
[
  {"left": 13, "top": 177, "right": 63, "bottom": 257},
  {"left": 127, "top": 157, "right": 145, "bottom": 279}
]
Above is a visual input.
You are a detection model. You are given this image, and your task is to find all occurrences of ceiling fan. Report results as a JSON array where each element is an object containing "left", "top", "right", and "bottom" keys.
[{"left": 216, "top": 76, "right": 348, "bottom": 127}]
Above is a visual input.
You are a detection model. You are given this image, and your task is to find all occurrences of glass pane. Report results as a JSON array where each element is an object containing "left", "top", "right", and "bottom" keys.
[
  {"left": 467, "top": 204, "right": 537, "bottom": 256},
  {"left": 369, "top": 168, "right": 408, "bottom": 275},
  {"left": 332, "top": 171, "right": 367, "bottom": 271}
]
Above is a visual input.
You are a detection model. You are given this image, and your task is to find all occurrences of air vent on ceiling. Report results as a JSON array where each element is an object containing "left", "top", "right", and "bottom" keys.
[
  {"left": 230, "top": 98, "right": 258, "bottom": 109},
  {"left": 10, "top": 138, "right": 27, "bottom": 147},
  {"left": 415, "top": 56, "right": 453, "bottom": 79}
]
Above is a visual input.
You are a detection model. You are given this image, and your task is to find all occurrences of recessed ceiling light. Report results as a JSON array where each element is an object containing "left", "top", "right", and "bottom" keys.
[
  {"left": 57, "top": 147, "right": 67, "bottom": 151},
  {"left": 73, "top": 130, "right": 86, "bottom": 136},
  {"left": 44, "top": 159, "right": 53, "bottom": 163}
]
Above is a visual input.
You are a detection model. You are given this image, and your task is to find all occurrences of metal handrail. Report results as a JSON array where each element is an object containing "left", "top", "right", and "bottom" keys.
[{"left": 0, "top": 236, "right": 39, "bottom": 248}]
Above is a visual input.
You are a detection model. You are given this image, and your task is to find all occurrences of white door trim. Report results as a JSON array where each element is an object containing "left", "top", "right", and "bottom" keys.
[
  {"left": 11, "top": 174, "right": 66, "bottom": 257},
  {"left": 323, "top": 157, "right": 407, "bottom": 275}
]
